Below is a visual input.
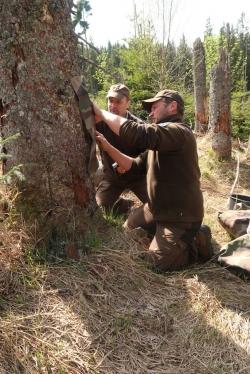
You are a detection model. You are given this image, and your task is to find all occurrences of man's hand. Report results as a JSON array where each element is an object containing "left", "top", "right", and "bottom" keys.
[
  {"left": 96, "top": 131, "right": 133, "bottom": 173},
  {"left": 92, "top": 103, "right": 126, "bottom": 136},
  {"left": 117, "top": 166, "right": 126, "bottom": 174},
  {"left": 96, "top": 131, "right": 110, "bottom": 151}
]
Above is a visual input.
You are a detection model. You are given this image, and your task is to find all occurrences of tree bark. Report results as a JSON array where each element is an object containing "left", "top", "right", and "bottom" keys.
[
  {"left": 193, "top": 38, "right": 208, "bottom": 134},
  {"left": 247, "top": 136, "right": 250, "bottom": 160},
  {"left": 0, "top": 1, "right": 96, "bottom": 226},
  {"left": 209, "top": 49, "right": 232, "bottom": 159}
]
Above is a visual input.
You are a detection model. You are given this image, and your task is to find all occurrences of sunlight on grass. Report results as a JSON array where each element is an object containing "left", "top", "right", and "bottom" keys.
[
  {"left": 0, "top": 135, "right": 250, "bottom": 373},
  {"left": 103, "top": 210, "right": 125, "bottom": 229}
]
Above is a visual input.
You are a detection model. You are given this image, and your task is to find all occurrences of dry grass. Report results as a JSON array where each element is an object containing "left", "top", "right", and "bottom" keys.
[{"left": 0, "top": 136, "right": 250, "bottom": 374}]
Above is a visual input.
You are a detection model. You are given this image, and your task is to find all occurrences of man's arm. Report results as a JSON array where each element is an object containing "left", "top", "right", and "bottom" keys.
[
  {"left": 93, "top": 104, "right": 126, "bottom": 136},
  {"left": 94, "top": 103, "right": 185, "bottom": 152},
  {"left": 96, "top": 131, "right": 133, "bottom": 171}
]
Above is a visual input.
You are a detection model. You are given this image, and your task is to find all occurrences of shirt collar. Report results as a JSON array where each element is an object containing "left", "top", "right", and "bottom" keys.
[{"left": 157, "top": 114, "right": 183, "bottom": 124}]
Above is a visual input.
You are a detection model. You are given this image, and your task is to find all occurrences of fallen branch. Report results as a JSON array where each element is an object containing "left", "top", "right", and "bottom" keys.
[{"left": 75, "top": 33, "right": 100, "bottom": 54}]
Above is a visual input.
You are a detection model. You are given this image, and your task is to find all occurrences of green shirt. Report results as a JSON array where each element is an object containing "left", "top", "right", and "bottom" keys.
[{"left": 120, "top": 116, "right": 204, "bottom": 223}]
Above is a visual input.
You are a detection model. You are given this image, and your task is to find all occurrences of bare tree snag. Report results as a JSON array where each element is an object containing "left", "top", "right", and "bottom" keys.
[
  {"left": 193, "top": 38, "right": 208, "bottom": 134},
  {"left": 0, "top": 1, "right": 96, "bottom": 227},
  {"left": 209, "top": 49, "right": 232, "bottom": 159}
]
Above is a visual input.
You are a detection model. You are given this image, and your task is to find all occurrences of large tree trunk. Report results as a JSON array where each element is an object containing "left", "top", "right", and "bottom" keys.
[
  {"left": 0, "top": 1, "right": 96, "bottom": 230},
  {"left": 209, "top": 49, "right": 232, "bottom": 159},
  {"left": 193, "top": 38, "right": 208, "bottom": 134}
]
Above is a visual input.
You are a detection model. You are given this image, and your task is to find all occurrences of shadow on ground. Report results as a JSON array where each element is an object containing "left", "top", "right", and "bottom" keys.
[{"left": 0, "top": 221, "right": 249, "bottom": 373}]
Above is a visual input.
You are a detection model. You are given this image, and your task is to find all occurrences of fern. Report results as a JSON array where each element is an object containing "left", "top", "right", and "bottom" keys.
[{"left": 0, "top": 133, "right": 25, "bottom": 184}]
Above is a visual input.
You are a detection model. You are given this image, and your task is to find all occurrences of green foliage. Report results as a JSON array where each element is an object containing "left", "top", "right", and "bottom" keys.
[
  {"left": 117, "top": 36, "right": 164, "bottom": 118},
  {"left": 25, "top": 228, "right": 103, "bottom": 265},
  {"left": 103, "top": 210, "right": 125, "bottom": 229},
  {"left": 219, "top": 23, "right": 247, "bottom": 91},
  {"left": 0, "top": 133, "right": 25, "bottom": 185},
  {"left": 94, "top": 52, "right": 112, "bottom": 91},
  {"left": 72, "top": 0, "right": 91, "bottom": 34},
  {"left": 202, "top": 16, "right": 250, "bottom": 140},
  {"left": 183, "top": 93, "right": 195, "bottom": 128},
  {"left": 231, "top": 92, "right": 250, "bottom": 140},
  {"left": 0, "top": 132, "right": 21, "bottom": 147},
  {"left": 199, "top": 148, "right": 225, "bottom": 182},
  {"left": 85, "top": 9, "right": 250, "bottom": 140},
  {"left": 2, "top": 165, "right": 25, "bottom": 185},
  {"left": 82, "top": 230, "right": 102, "bottom": 252},
  {"left": 204, "top": 34, "right": 220, "bottom": 81},
  {"left": 93, "top": 34, "right": 194, "bottom": 119},
  {"left": 205, "top": 18, "right": 213, "bottom": 37},
  {"left": 26, "top": 246, "right": 48, "bottom": 265},
  {"left": 73, "top": 1, "right": 97, "bottom": 92},
  {"left": 204, "top": 17, "right": 249, "bottom": 92},
  {"left": 118, "top": 36, "right": 162, "bottom": 92},
  {"left": 173, "top": 36, "right": 193, "bottom": 92}
]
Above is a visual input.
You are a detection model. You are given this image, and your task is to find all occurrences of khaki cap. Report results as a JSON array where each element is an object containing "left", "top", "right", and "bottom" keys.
[
  {"left": 142, "top": 89, "right": 184, "bottom": 111},
  {"left": 106, "top": 83, "right": 130, "bottom": 100}
]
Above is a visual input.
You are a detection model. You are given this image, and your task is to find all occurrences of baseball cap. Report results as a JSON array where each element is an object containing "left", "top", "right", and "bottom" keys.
[
  {"left": 106, "top": 84, "right": 130, "bottom": 100},
  {"left": 142, "top": 89, "right": 184, "bottom": 111}
]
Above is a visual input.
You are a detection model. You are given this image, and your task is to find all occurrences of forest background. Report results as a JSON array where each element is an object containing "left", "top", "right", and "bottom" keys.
[
  {"left": 0, "top": 1, "right": 249, "bottom": 373},
  {"left": 74, "top": 0, "right": 250, "bottom": 141}
]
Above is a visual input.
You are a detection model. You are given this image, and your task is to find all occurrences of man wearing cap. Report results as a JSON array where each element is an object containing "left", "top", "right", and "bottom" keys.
[
  {"left": 95, "top": 83, "right": 148, "bottom": 214},
  {"left": 94, "top": 89, "right": 212, "bottom": 271}
]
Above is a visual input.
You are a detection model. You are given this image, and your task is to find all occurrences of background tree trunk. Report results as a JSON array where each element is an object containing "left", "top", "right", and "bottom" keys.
[
  {"left": 247, "top": 136, "right": 250, "bottom": 160},
  {"left": 0, "top": 1, "right": 96, "bottom": 228},
  {"left": 209, "top": 49, "right": 232, "bottom": 159},
  {"left": 193, "top": 38, "right": 208, "bottom": 134}
]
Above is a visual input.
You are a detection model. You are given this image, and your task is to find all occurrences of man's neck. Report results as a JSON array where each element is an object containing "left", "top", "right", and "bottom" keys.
[{"left": 157, "top": 113, "right": 183, "bottom": 124}]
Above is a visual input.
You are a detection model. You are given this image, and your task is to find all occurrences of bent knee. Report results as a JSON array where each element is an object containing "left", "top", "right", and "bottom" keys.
[{"left": 96, "top": 193, "right": 115, "bottom": 211}]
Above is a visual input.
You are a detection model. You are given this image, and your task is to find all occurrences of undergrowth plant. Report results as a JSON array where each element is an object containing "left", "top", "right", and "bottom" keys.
[
  {"left": 0, "top": 133, "right": 24, "bottom": 185},
  {"left": 103, "top": 210, "right": 125, "bottom": 229}
]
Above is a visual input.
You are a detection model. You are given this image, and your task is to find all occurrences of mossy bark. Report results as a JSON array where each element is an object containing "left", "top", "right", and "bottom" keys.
[{"left": 0, "top": 0, "right": 96, "bottom": 228}]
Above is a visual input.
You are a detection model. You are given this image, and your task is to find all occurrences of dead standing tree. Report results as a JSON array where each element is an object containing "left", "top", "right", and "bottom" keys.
[
  {"left": 193, "top": 38, "right": 208, "bottom": 134},
  {"left": 0, "top": 1, "right": 97, "bottom": 236},
  {"left": 209, "top": 49, "right": 232, "bottom": 159}
]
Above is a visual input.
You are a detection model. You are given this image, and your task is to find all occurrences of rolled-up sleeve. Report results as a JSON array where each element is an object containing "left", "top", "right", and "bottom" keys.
[
  {"left": 120, "top": 120, "right": 185, "bottom": 152},
  {"left": 96, "top": 121, "right": 105, "bottom": 133}
]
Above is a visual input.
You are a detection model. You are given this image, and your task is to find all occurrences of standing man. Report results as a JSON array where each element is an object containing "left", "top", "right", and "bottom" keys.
[
  {"left": 96, "top": 83, "right": 148, "bottom": 214},
  {"left": 94, "top": 89, "right": 212, "bottom": 271}
]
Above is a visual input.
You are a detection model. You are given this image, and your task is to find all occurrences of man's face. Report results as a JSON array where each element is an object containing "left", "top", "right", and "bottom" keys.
[
  {"left": 107, "top": 96, "right": 130, "bottom": 117},
  {"left": 149, "top": 99, "right": 176, "bottom": 123}
]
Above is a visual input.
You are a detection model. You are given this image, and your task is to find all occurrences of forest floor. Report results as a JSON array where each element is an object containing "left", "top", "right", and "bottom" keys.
[{"left": 0, "top": 135, "right": 250, "bottom": 374}]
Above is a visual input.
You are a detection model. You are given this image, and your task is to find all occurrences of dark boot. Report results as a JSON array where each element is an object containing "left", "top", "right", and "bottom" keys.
[
  {"left": 112, "top": 197, "right": 134, "bottom": 215},
  {"left": 194, "top": 224, "right": 213, "bottom": 262}
]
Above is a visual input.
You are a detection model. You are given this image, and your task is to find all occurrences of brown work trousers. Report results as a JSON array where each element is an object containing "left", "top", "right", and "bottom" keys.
[
  {"left": 124, "top": 203, "right": 201, "bottom": 271},
  {"left": 96, "top": 177, "right": 148, "bottom": 214}
]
